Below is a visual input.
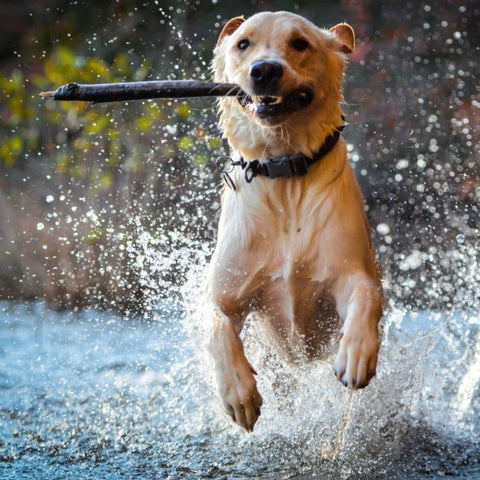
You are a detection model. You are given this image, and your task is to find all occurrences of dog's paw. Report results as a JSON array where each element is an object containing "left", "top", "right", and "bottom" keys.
[
  {"left": 216, "top": 361, "right": 263, "bottom": 432},
  {"left": 333, "top": 326, "right": 379, "bottom": 389}
]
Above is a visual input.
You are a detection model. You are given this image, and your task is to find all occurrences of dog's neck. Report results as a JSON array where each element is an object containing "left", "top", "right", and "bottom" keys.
[{"left": 221, "top": 124, "right": 343, "bottom": 189}]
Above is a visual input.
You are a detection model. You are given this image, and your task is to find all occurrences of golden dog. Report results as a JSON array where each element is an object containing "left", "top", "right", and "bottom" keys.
[{"left": 205, "top": 11, "right": 383, "bottom": 432}]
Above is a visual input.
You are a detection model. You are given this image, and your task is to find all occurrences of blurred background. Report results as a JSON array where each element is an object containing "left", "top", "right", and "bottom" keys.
[{"left": 0, "top": 0, "right": 479, "bottom": 313}]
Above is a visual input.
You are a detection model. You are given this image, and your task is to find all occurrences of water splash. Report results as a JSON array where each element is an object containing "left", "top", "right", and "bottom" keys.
[
  {"left": 321, "top": 389, "right": 355, "bottom": 461},
  {"left": 455, "top": 318, "right": 480, "bottom": 420},
  {"left": 87, "top": 212, "right": 480, "bottom": 478},
  {"left": 1, "top": 271, "right": 480, "bottom": 479}
]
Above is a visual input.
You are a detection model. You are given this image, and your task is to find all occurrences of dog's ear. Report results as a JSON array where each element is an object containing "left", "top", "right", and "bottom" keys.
[
  {"left": 217, "top": 16, "right": 245, "bottom": 45},
  {"left": 330, "top": 23, "right": 355, "bottom": 54}
]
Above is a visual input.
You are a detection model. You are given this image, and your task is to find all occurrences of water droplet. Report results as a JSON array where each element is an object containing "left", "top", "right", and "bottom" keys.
[{"left": 376, "top": 223, "right": 390, "bottom": 235}]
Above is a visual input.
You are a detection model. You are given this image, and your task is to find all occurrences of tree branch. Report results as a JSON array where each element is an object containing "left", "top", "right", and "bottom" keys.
[{"left": 40, "top": 80, "right": 243, "bottom": 103}]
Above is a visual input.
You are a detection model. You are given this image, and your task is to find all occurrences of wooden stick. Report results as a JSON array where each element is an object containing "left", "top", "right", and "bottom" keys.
[{"left": 40, "top": 80, "right": 242, "bottom": 103}]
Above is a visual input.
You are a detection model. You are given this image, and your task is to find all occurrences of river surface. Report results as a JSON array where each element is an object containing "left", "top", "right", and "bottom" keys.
[{"left": 1, "top": 301, "right": 479, "bottom": 479}]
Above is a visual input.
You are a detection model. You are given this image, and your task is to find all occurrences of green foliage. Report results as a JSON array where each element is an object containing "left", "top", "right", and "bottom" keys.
[{"left": 0, "top": 45, "right": 215, "bottom": 185}]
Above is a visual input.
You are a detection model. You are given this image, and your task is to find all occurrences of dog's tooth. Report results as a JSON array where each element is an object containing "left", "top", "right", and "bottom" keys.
[{"left": 256, "top": 96, "right": 283, "bottom": 105}]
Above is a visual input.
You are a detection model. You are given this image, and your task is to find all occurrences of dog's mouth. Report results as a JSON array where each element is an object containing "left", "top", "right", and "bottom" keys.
[{"left": 238, "top": 88, "right": 313, "bottom": 121}]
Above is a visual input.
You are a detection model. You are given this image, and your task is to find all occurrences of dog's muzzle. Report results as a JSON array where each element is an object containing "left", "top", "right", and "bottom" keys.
[{"left": 238, "top": 60, "right": 313, "bottom": 121}]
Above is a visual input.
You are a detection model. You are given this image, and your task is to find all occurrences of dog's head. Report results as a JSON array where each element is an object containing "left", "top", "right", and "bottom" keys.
[{"left": 213, "top": 11, "right": 354, "bottom": 129}]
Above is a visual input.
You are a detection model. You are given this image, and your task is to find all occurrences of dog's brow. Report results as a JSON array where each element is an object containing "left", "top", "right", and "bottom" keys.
[{"left": 289, "top": 28, "right": 305, "bottom": 37}]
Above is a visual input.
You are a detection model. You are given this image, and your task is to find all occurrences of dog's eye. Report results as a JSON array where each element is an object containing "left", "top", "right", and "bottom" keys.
[
  {"left": 291, "top": 38, "right": 310, "bottom": 51},
  {"left": 237, "top": 39, "right": 250, "bottom": 50}
]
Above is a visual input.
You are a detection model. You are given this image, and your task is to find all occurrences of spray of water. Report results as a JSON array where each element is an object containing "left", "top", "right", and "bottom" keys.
[{"left": 157, "top": 225, "right": 479, "bottom": 478}]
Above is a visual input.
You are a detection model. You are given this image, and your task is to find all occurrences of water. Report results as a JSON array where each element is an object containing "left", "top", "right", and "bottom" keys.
[{"left": 1, "top": 300, "right": 479, "bottom": 479}]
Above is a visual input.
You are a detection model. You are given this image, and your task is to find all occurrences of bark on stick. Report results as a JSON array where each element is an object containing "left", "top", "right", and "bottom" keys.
[{"left": 40, "top": 80, "right": 242, "bottom": 103}]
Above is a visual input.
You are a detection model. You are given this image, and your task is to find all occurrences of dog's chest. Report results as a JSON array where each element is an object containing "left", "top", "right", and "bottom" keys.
[
  {"left": 245, "top": 187, "right": 331, "bottom": 282},
  {"left": 249, "top": 179, "right": 327, "bottom": 245}
]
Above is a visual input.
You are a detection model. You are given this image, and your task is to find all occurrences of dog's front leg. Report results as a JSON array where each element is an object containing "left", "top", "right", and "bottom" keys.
[
  {"left": 206, "top": 306, "right": 262, "bottom": 432},
  {"left": 333, "top": 275, "right": 383, "bottom": 389}
]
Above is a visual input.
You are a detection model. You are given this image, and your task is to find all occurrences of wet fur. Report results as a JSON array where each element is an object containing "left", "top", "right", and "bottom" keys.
[{"left": 204, "top": 11, "right": 383, "bottom": 432}]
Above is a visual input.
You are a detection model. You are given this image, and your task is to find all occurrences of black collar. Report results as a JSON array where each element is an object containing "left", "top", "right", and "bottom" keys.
[{"left": 219, "top": 123, "right": 344, "bottom": 190}]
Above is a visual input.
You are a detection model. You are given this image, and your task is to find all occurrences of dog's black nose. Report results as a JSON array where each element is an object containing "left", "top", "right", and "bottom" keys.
[{"left": 249, "top": 60, "right": 283, "bottom": 94}]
